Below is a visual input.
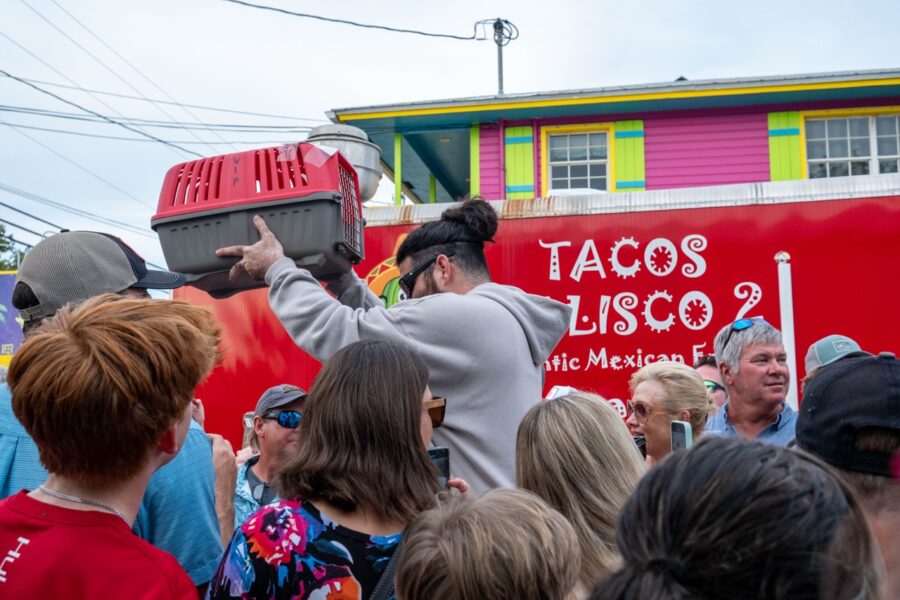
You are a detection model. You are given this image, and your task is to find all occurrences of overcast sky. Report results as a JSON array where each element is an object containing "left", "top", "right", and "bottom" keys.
[{"left": 2, "top": 0, "right": 899, "bottom": 267}]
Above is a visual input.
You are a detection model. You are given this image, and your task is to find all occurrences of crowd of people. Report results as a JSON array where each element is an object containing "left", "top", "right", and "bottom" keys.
[{"left": 0, "top": 199, "right": 896, "bottom": 599}]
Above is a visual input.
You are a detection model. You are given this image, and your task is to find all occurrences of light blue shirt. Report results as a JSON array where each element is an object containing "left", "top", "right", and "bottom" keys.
[
  {"left": 233, "top": 454, "right": 281, "bottom": 529},
  {"left": 0, "top": 383, "right": 223, "bottom": 585},
  {"left": 704, "top": 400, "right": 797, "bottom": 446}
]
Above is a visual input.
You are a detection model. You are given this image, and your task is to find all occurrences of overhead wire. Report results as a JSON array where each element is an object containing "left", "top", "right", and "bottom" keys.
[
  {"left": 3, "top": 122, "right": 304, "bottom": 145},
  {"left": 0, "top": 101, "right": 313, "bottom": 132},
  {"left": 17, "top": 76, "right": 328, "bottom": 122},
  {"left": 0, "top": 68, "right": 203, "bottom": 158},
  {"left": 0, "top": 200, "right": 63, "bottom": 230},
  {"left": 46, "top": 0, "right": 246, "bottom": 151},
  {"left": 0, "top": 118, "right": 155, "bottom": 209},
  {"left": 0, "top": 233, "right": 33, "bottom": 250},
  {"left": 0, "top": 29, "right": 192, "bottom": 161},
  {"left": 221, "top": 0, "right": 487, "bottom": 40},
  {"left": 0, "top": 217, "right": 45, "bottom": 240},
  {"left": 17, "top": 0, "right": 229, "bottom": 154},
  {"left": 0, "top": 182, "right": 156, "bottom": 239}
]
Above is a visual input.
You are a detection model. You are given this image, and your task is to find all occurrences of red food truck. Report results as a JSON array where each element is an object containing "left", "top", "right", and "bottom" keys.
[{"left": 177, "top": 175, "right": 900, "bottom": 447}]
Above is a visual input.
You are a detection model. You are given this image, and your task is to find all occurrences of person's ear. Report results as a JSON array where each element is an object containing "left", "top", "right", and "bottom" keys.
[
  {"left": 157, "top": 425, "right": 179, "bottom": 456},
  {"left": 433, "top": 254, "right": 454, "bottom": 287},
  {"left": 677, "top": 409, "right": 691, "bottom": 422},
  {"left": 720, "top": 361, "right": 735, "bottom": 386}
]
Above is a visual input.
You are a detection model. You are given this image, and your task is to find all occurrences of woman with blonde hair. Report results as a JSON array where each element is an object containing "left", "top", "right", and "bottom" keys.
[
  {"left": 627, "top": 361, "right": 711, "bottom": 465},
  {"left": 517, "top": 392, "right": 645, "bottom": 592}
]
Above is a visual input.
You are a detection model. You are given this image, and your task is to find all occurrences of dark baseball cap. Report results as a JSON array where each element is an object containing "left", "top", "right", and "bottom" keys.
[
  {"left": 15, "top": 231, "right": 185, "bottom": 323},
  {"left": 254, "top": 384, "right": 307, "bottom": 416},
  {"left": 796, "top": 352, "right": 900, "bottom": 477}
]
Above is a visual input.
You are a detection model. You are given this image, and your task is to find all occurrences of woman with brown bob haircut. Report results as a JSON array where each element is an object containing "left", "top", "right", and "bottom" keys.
[
  {"left": 209, "top": 339, "right": 445, "bottom": 599},
  {"left": 0, "top": 295, "right": 220, "bottom": 599},
  {"left": 517, "top": 392, "right": 645, "bottom": 594}
]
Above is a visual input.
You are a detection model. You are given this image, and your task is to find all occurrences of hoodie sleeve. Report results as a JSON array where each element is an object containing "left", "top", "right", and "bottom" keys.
[
  {"left": 321, "top": 268, "right": 382, "bottom": 310},
  {"left": 265, "top": 257, "right": 419, "bottom": 362}
]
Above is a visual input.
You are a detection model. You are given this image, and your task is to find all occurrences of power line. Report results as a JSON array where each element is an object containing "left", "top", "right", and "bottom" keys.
[
  {"left": 0, "top": 29, "right": 191, "bottom": 161},
  {"left": 0, "top": 182, "right": 156, "bottom": 239},
  {"left": 0, "top": 119, "right": 155, "bottom": 209},
  {"left": 0, "top": 68, "right": 203, "bottom": 158},
  {"left": 222, "top": 0, "right": 486, "bottom": 40},
  {"left": 0, "top": 233, "right": 33, "bottom": 250},
  {"left": 0, "top": 218, "right": 45, "bottom": 240},
  {"left": 3, "top": 121, "right": 305, "bottom": 145},
  {"left": 0, "top": 102, "right": 314, "bottom": 132},
  {"left": 18, "top": 0, "right": 226, "bottom": 154},
  {"left": 46, "top": 0, "right": 241, "bottom": 152},
  {"left": 17, "top": 76, "right": 328, "bottom": 122},
  {"left": 0, "top": 199, "right": 63, "bottom": 230}
]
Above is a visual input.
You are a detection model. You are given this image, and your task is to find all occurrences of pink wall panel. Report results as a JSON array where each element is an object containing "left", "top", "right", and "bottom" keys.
[
  {"left": 479, "top": 123, "right": 502, "bottom": 199},
  {"left": 644, "top": 113, "right": 770, "bottom": 189}
]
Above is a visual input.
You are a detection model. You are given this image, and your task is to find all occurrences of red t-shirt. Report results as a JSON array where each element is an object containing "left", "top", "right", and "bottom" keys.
[{"left": 0, "top": 491, "right": 196, "bottom": 599}]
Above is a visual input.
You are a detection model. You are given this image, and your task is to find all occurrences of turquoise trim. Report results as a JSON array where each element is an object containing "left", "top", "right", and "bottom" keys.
[
  {"left": 616, "top": 180, "right": 646, "bottom": 189},
  {"left": 614, "top": 130, "right": 644, "bottom": 138},
  {"left": 506, "top": 184, "right": 535, "bottom": 192},
  {"left": 504, "top": 136, "right": 533, "bottom": 144},
  {"left": 769, "top": 128, "right": 801, "bottom": 136}
]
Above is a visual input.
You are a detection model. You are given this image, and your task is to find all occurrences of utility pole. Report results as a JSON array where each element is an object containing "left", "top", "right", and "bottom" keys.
[{"left": 485, "top": 18, "right": 518, "bottom": 95}]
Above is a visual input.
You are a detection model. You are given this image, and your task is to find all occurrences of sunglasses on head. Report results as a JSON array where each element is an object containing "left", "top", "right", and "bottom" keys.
[
  {"left": 704, "top": 380, "right": 725, "bottom": 394},
  {"left": 261, "top": 409, "right": 302, "bottom": 429},
  {"left": 721, "top": 317, "right": 770, "bottom": 352},
  {"left": 423, "top": 397, "right": 446, "bottom": 428},
  {"left": 399, "top": 251, "right": 456, "bottom": 297}
]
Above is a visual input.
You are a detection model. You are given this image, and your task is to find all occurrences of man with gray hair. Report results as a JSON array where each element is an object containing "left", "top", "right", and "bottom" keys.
[{"left": 704, "top": 317, "right": 796, "bottom": 445}]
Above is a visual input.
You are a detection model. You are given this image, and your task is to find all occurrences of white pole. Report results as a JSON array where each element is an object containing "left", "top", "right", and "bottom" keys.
[{"left": 775, "top": 251, "right": 798, "bottom": 409}]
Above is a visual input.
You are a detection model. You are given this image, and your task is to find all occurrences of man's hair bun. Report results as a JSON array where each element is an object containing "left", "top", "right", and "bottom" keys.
[{"left": 440, "top": 198, "right": 497, "bottom": 243}]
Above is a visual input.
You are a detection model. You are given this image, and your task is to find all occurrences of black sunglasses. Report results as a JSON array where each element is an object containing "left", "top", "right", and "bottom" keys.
[
  {"left": 261, "top": 410, "right": 302, "bottom": 429},
  {"left": 399, "top": 250, "right": 456, "bottom": 297}
]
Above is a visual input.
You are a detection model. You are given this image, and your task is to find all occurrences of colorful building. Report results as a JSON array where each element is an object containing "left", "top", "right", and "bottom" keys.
[{"left": 327, "top": 69, "right": 900, "bottom": 203}]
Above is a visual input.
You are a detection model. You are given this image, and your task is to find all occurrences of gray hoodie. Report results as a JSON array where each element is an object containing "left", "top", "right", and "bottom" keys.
[{"left": 265, "top": 257, "right": 572, "bottom": 495}]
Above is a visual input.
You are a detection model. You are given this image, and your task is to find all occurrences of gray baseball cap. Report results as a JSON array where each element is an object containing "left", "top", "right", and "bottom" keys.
[
  {"left": 804, "top": 334, "right": 871, "bottom": 373},
  {"left": 15, "top": 231, "right": 185, "bottom": 323},
  {"left": 254, "top": 384, "right": 307, "bottom": 416}
]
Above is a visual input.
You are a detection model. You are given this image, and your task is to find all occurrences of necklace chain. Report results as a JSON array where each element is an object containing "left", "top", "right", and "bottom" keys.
[{"left": 38, "top": 485, "right": 129, "bottom": 524}]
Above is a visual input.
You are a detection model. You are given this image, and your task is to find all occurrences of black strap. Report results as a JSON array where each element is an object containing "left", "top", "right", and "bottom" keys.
[{"left": 369, "top": 539, "right": 403, "bottom": 600}]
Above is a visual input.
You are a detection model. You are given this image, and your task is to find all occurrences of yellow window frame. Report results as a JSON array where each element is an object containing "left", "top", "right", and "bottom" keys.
[{"left": 540, "top": 122, "right": 616, "bottom": 197}]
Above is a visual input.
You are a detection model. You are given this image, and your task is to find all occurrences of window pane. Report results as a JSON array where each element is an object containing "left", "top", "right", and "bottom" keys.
[
  {"left": 589, "top": 178, "right": 606, "bottom": 191},
  {"left": 571, "top": 178, "right": 588, "bottom": 188},
  {"left": 850, "top": 161, "right": 869, "bottom": 175},
  {"left": 589, "top": 163, "right": 607, "bottom": 177},
  {"left": 588, "top": 145, "right": 608, "bottom": 160},
  {"left": 570, "top": 146, "right": 587, "bottom": 160},
  {"left": 876, "top": 116, "right": 897, "bottom": 136},
  {"left": 806, "top": 120, "right": 826, "bottom": 139},
  {"left": 589, "top": 133, "right": 607, "bottom": 146},
  {"left": 877, "top": 137, "right": 898, "bottom": 157},
  {"left": 569, "top": 134, "right": 587, "bottom": 147},
  {"left": 808, "top": 162, "right": 828, "bottom": 179},
  {"left": 551, "top": 166, "right": 567, "bottom": 178},
  {"left": 570, "top": 164, "right": 588, "bottom": 178},
  {"left": 828, "top": 139, "right": 848, "bottom": 158},
  {"left": 548, "top": 136, "right": 566, "bottom": 149},
  {"left": 551, "top": 178, "right": 569, "bottom": 189},
  {"left": 549, "top": 148, "right": 567, "bottom": 161},
  {"left": 848, "top": 118, "right": 868, "bottom": 137},
  {"left": 850, "top": 138, "right": 870, "bottom": 158},
  {"left": 828, "top": 162, "right": 849, "bottom": 177},
  {"left": 879, "top": 159, "right": 899, "bottom": 174},
  {"left": 827, "top": 119, "right": 847, "bottom": 137},
  {"left": 807, "top": 141, "right": 827, "bottom": 159}
]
